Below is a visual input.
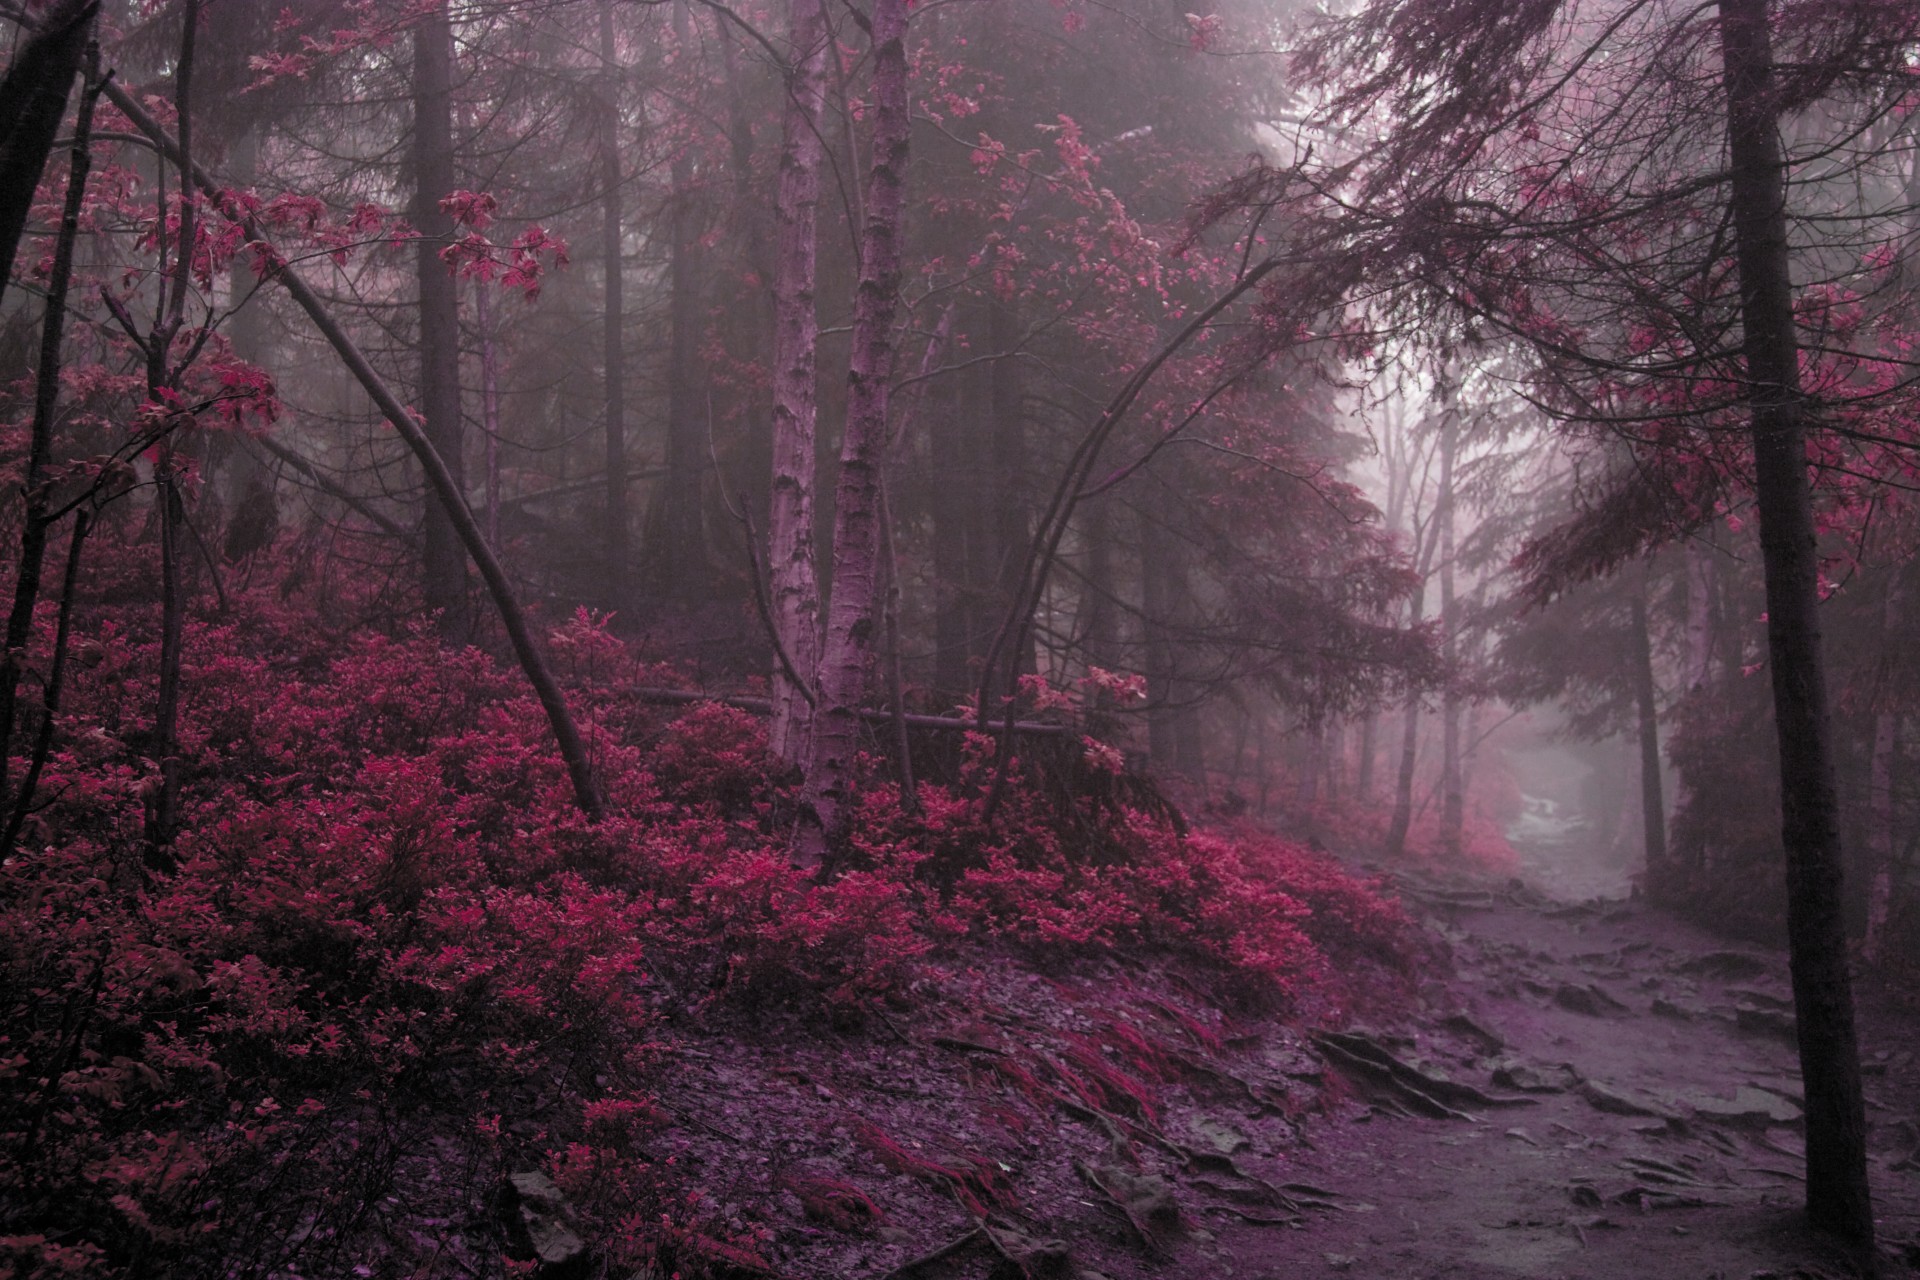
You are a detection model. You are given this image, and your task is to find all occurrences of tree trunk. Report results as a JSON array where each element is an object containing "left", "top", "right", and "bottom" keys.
[
  {"left": 1863, "top": 708, "right": 1898, "bottom": 961},
  {"left": 989, "top": 300, "right": 1030, "bottom": 675},
  {"left": 1864, "top": 566, "right": 1905, "bottom": 961},
  {"left": 796, "top": 0, "right": 910, "bottom": 862},
  {"left": 1140, "top": 502, "right": 1181, "bottom": 772},
  {"left": 1718, "top": 0, "right": 1873, "bottom": 1248},
  {"left": 146, "top": 470, "right": 185, "bottom": 869},
  {"left": 1385, "top": 580, "right": 1424, "bottom": 859},
  {"left": 1079, "top": 498, "right": 1120, "bottom": 675},
  {"left": 413, "top": 1, "right": 466, "bottom": 635},
  {"left": 1630, "top": 572, "right": 1669, "bottom": 889},
  {"left": 1674, "top": 537, "right": 1717, "bottom": 872},
  {"left": 217, "top": 127, "right": 277, "bottom": 558},
  {"left": 646, "top": 0, "right": 708, "bottom": 600},
  {"left": 1438, "top": 413, "right": 1463, "bottom": 858},
  {"left": 0, "top": 0, "right": 95, "bottom": 308},
  {"left": 144, "top": 0, "right": 201, "bottom": 873},
  {"left": 880, "top": 476, "right": 917, "bottom": 815},
  {"left": 930, "top": 370, "right": 976, "bottom": 694},
  {"left": 1356, "top": 713, "right": 1376, "bottom": 801},
  {"left": 0, "top": 58, "right": 96, "bottom": 822},
  {"left": 767, "top": 0, "right": 830, "bottom": 765},
  {"left": 1295, "top": 724, "right": 1323, "bottom": 807},
  {"left": 2, "top": 510, "right": 88, "bottom": 859},
  {"left": 599, "top": 0, "right": 630, "bottom": 608},
  {"left": 475, "top": 279, "right": 503, "bottom": 550}
]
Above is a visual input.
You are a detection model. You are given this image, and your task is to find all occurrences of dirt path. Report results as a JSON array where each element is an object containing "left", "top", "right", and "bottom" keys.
[
  {"left": 650, "top": 781, "right": 1919, "bottom": 1280},
  {"left": 1202, "top": 870, "right": 1920, "bottom": 1280}
]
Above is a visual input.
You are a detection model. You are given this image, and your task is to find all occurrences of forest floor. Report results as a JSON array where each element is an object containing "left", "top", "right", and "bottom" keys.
[
  {"left": 644, "top": 789, "right": 1920, "bottom": 1280},
  {"left": 1205, "top": 864, "right": 1920, "bottom": 1280}
]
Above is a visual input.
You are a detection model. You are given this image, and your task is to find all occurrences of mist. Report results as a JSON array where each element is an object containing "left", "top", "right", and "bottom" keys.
[{"left": 2, "top": 0, "right": 1918, "bottom": 1275}]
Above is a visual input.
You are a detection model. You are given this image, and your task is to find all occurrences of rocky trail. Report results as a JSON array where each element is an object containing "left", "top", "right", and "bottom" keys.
[
  {"left": 628, "top": 790, "right": 1920, "bottom": 1280},
  {"left": 1209, "top": 768, "right": 1920, "bottom": 1280},
  {"left": 1218, "top": 867, "right": 1920, "bottom": 1280}
]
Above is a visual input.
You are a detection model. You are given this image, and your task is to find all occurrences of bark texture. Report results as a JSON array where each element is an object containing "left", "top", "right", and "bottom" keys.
[
  {"left": 0, "top": 0, "right": 96, "bottom": 306},
  {"left": 599, "top": 0, "right": 630, "bottom": 607},
  {"left": 653, "top": 0, "right": 708, "bottom": 599},
  {"left": 0, "top": 51, "right": 97, "bottom": 835},
  {"left": 1718, "top": 0, "right": 1873, "bottom": 1248},
  {"left": 412, "top": 2, "right": 467, "bottom": 633},
  {"left": 1438, "top": 413, "right": 1462, "bottom": 858},
  {"left": 1864, "top": 566, "right": 1905, "bottom": 961},
  {"left": 1630, "top": 576, "right": 1668, "bottom": 882},
  {"left": 797, "top": 0, "right": 911, "bottom": 861},
  {"left": 1384, "top": 576, "right": 1423, "bottom": 860},
  {"left": 767, "top": 0, "right": 830, "bottom": 764}
]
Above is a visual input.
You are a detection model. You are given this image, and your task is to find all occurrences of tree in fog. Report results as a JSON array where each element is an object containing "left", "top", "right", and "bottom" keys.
[{"left": 1288, "top": 0, "right": 1920, "bottom": 1249}]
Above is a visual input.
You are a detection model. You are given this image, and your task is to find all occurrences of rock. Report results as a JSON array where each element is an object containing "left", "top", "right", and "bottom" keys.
[
  {"left": 1552, "top": 983, "right": 1627, "bottom": 1016},
  {"left": 1441, "top": 1013, "right": 1505, "bottom": 1055},
  {"left": 1578, "top": 1080, "right": 1672, "bottom": 1118},
  {"left": 1490, "top": 1060, "right": 1575, "bottom": 1094},
  {"left": 983, "top": 1222, "right": 1073, "bottom": 1277},
  {"left": 1676, "top": 1086, "right": 1802, "bottom": 1128},
  {"left": 1673, "top": 951, "right": 1772, "bottom": 981},
  {"left": 1727, "top": 987, "right": 1792, "bottom": 1011},
  {"left": 502, "top": 1172, "right": 591, "bottom": 1276},
  {"left": 1650, "top": 997, "right": 1694, "bottom": 1020},
  {"left": 1075, "top": 1158, "right": 1182, "bottom": 1251},
  {"left": 1185, "top": 1116, "right": 1251, "bottom": 1156},
  {"left": 1734, "top": 1004, "right": 1796, "bottom": 1041}
]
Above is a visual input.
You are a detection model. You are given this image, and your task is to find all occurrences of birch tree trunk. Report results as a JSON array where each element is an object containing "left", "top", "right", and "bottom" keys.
[
  {"left": 767, "top": 0, "right": 830, "bottom": 764},
  {"left": 1718, "top": 0, "right": 1872, "bottom": 1247},
  {"left": 796, "top": 0, "right": 910, "bottom": 863}
]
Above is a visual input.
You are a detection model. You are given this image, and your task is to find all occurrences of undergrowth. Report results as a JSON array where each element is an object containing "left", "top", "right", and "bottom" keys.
[{"left": 0, "top": 587, "right": 1416, "bottom": 1277}]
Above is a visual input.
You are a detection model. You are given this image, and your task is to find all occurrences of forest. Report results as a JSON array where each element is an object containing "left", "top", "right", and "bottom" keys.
[{"left": 2, "top": 0, "right": 1919, "bottom": 1275}]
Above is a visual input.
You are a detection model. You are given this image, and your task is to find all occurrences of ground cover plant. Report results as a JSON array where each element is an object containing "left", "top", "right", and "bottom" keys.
[{"left": 0, "top": 573, "right": 1419, "bottom": 1277}]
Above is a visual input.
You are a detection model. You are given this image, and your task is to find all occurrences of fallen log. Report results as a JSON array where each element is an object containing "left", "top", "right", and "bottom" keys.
[{"left": 627, "top": 687, "right": 1071, "bottom": 735}]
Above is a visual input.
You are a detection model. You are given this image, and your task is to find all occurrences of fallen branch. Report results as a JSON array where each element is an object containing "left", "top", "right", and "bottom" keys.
[
  {"left": 249, "top": 434, "right": 406, "bottom": 539},
  {"left": 626, "top": 687, "right": 1070, "bottom": 735}
]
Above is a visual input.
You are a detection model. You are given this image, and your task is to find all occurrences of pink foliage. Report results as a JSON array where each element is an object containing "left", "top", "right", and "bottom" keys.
[{"left": 0, "top": 573, "right": 1413, "bottom": 1273}]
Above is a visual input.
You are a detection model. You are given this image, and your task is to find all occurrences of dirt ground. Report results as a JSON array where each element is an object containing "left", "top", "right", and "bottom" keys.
[
  {"left": 651, "top": 783, "right": 1920, "bottom": 1280},
  {"left": 1204, "top": 871, "right": 1920, "bottom": 1280}
]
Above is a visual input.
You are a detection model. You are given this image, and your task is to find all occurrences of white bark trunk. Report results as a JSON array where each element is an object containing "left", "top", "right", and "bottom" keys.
[
  {"left": 767, "top": 0, "right": 829, "bottom": 765},
  {"left": 796, "top": 0, "right": 911, "bottom": 863}
]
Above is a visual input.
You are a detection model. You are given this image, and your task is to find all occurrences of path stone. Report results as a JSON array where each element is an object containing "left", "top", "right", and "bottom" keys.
[
  {"left": 1672, "top": 1085, "right": 1802, "bottom": 1128},
  {"left": 1578, "top": 1079, "right": 1675, "bottom": 1119}
]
